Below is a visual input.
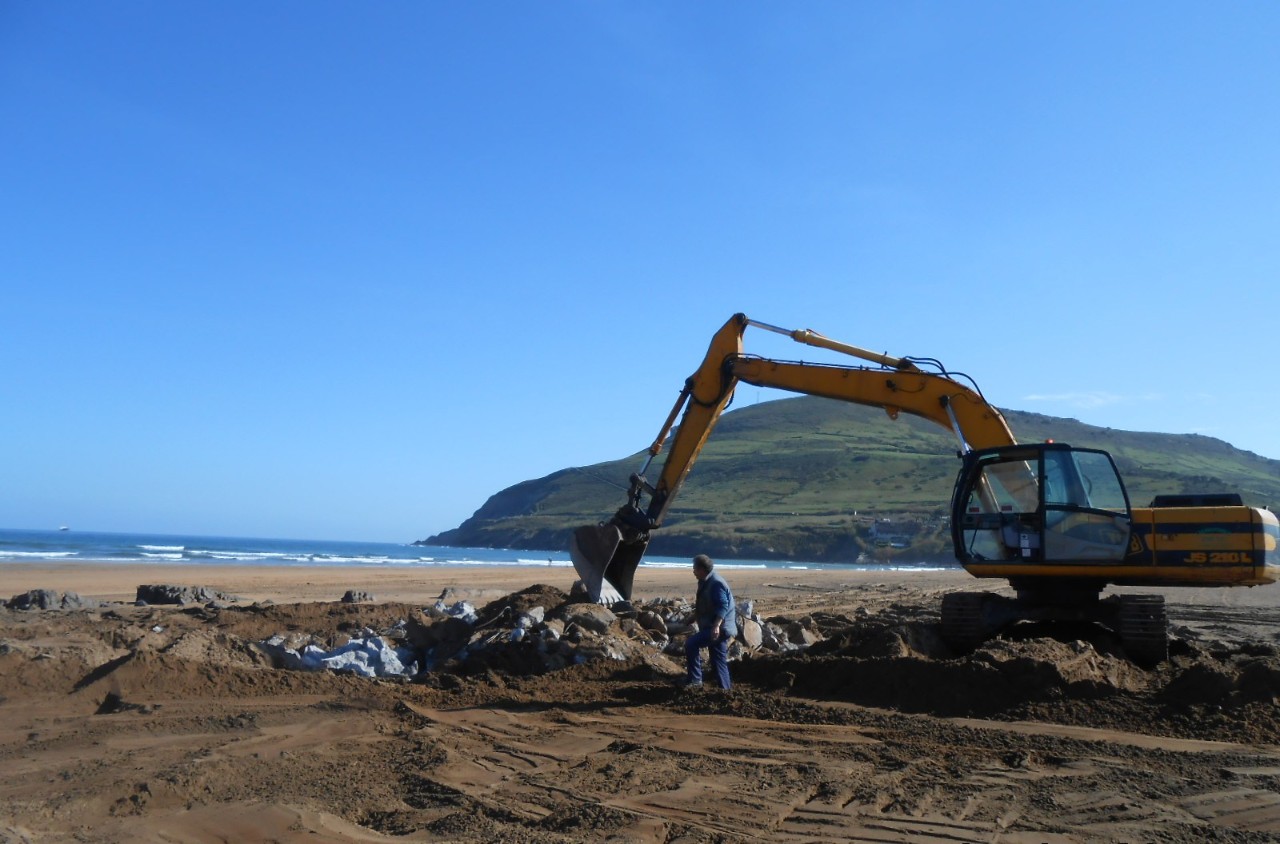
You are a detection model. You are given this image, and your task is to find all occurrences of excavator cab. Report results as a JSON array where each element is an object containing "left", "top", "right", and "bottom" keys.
[{"left": 951, "top": 443, "right": 1132, "bottom": 566}]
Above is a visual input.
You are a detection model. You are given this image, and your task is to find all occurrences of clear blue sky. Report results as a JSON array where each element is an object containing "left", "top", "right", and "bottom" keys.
[{"left": 4, "top": 3, "right": 1278, "bottom": 542}]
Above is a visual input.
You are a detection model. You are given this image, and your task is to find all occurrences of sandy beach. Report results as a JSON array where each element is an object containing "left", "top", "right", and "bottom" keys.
[
  {"left": 3, "top": 561, "right": 1280, "bottom": 843},
  {"left": 0, "top": 562, "right": 981, "bottom": 606}
]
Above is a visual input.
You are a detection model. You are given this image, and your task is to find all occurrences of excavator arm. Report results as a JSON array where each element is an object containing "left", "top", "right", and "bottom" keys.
[{"left": 569, "top": 313, "right": 1017, "bottom": 603}]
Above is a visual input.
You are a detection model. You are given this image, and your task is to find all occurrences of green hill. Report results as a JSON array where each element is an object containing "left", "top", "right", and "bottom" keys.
[{"left": 424, "top": 396, "right": 1280, "bottom": 563}]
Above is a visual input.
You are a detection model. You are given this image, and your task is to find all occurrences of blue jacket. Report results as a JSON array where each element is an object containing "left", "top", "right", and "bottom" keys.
[{"left": 695, "top": 570, "right": 738, "bottom": 637}]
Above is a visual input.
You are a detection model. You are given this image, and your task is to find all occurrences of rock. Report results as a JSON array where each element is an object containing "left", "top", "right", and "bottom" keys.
[
  {"left": 409, "top": 616, "right": 474, "bottom": 669},
  {"left": 618, "top": 618, "right": 662, "bottom": 645},
  {"left": 760, "top": 623, "right": 791, "bottom": 651},
  {"left": 259, "top": 588, "right": 754, "bottom": 682},
  {"left": 6, "top": 590, "right": 98, "bottom": 610},
  {"left": 261, "top": 632, "right": 419, "bottom": 678},
  {"left": 260, "top": 633, "right": 344, "bottom": 670},
  {"left": 7, "top": 589, "right": 60, "bottom": 610},
  {"left": 341, "top": 590, "right": 375, "bottom": 603},
  {"left": 515, "top": 607, "right": 544, "bottom": 629},
  {"left": 786, "top": 621, "right": 821, "bottom": 647},
  {"left": 555, "top": 603, "right": 617, "bottom": 635},
  {"left": 738, "top": 617, "right": 764, "bottom": 650},
  {"left": 637, "top": 610, "right": 668, "bottom": 635},
  {"left": 433, "top": 599, "right": 477, "bottom": 624},
  {"left": 135, "top": 585, "right": 237, "bottom": 605}
]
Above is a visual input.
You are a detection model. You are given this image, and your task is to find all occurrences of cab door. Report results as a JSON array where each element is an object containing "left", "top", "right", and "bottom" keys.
[{"left": 1040, "top": 447, "right": 1132, "bottom": 562}]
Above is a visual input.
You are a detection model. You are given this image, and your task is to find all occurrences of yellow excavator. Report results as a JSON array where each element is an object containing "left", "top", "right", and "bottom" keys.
[{"left": 570, "top": 313, "right": 1279, "bottom": 664}]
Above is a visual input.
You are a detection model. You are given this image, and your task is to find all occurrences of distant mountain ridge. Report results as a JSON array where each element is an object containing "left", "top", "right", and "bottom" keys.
[{"left": 423, "top": 395, "right": 1280, "bottom": 563}]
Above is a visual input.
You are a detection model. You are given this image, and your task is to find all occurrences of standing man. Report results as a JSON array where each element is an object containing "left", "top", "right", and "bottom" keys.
[{"left": 683, "top": 554, "right": 737, "bottom": 690}]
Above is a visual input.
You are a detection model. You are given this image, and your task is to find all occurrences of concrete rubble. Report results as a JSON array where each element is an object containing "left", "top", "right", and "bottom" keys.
[
  {"left": 260, "top": 629, "right": 419, "bottom": 678},
  {"left": 255, "top": 584, "right": 828, "bottom": 679}
]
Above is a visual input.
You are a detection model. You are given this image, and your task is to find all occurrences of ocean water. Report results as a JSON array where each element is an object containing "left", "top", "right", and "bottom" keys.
[{"left": 0, "top": 528, "right": 953, "bottom": 573}]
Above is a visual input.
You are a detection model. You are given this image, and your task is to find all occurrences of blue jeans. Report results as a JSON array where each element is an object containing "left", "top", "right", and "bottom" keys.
[{"left": 685, "top": 627, "right": 731, "bottom": 689}]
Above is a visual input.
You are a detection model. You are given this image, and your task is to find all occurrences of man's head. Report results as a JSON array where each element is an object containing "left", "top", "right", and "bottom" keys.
[{"left": 692, "top": 554, "right": 713, "bottom": 580}]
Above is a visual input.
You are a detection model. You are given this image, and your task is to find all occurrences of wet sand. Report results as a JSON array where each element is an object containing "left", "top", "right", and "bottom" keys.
[
  {"left": 0, "top": 561, "right": 979, "bottom": 604},
  {"left": 8, "top": 560, "right": 1277, "bottom": 607}
]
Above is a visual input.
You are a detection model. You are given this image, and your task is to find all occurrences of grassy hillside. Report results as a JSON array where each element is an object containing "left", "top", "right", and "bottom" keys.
[{"left": 426, "top": 395, "right": 1280, "bottom": 562}]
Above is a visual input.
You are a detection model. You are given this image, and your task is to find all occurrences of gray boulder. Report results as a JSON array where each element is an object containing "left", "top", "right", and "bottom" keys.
[
  {"left": 6, "top": 589, "right": 97, "bottom": 610},
  {"left": 555, "top": 603, "right": 617, "bottom": 635},
  {"left": 786, "top": 620, "right": 822, "bottom": 647},
  {"left": 637, "top": 610, "right": 668, "bottom": 635},
  {"left": 260, "top": 634, "right": 417, "bottom": 678},
  {"left": 136, "top": 585, "right": 237, "bottom": 605},
  {"left": 7, "top": 589, "right": 60, "bottom": 610},
  {"left": 738, "top": 617, "right": 764, "bottom": 650}
]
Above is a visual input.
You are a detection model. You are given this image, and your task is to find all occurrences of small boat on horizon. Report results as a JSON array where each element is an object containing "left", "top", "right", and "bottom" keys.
[{"left": 59, "top": 526, "right": 70, "bottom": 531}]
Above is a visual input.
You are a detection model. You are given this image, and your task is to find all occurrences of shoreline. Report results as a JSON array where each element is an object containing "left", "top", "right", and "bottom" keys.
[
  {"left": 3, "top": 561, "right": 1274, "bottom": 610},
  {"left": 1, "top": 561, "right": 977, "bottom": 605}
]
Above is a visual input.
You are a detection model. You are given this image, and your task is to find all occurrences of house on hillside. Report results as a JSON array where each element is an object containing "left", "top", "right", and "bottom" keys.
[{"left": 868, "top": 517, "right": 925, "bottom": 549}]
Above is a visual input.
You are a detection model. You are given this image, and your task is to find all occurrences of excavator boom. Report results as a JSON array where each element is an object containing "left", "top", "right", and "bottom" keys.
[{"left": 570, "top": 313, "right": 1015, "bottom": 602}]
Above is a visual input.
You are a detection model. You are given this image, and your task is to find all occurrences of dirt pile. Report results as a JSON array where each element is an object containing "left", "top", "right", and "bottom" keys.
[
  {"left": 7, "top": 583, "right": 1280, "bottom": 737},
  {"left": 247, "top": 585, "right": 856, "bottom": 681}
]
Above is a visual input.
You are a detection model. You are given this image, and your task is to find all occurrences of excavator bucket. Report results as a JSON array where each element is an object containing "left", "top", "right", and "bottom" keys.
[{"left": 569, "top": 522, "right": 648, "bottom": 606}]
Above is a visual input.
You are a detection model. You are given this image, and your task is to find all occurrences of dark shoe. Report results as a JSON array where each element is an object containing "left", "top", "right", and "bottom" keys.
[{"left": 675, "top": 678, "right": 703, "bottom": 689}]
